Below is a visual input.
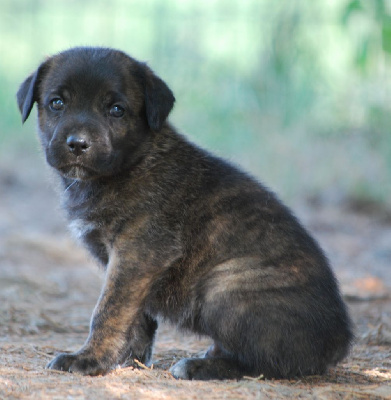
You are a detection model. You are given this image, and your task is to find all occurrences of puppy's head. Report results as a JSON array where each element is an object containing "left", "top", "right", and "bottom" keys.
[{"left": 17, "top": 47, "right": 175, "bottom": 180}]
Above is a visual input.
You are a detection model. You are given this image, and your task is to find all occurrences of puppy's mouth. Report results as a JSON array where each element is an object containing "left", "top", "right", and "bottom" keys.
[{"left": 57, "top": 163, "right": 99, "bottom": 180}]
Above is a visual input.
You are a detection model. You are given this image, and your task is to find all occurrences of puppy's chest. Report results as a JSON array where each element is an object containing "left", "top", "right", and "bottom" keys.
[
  {"left": 68, "top": 216, "right": 112, "bottom": 266},
  {"left": 68, "top": 217, "right": 100, "bottom": 241},
  {"left": 64, "top": 184, "right": 131, "bottom": 247}
]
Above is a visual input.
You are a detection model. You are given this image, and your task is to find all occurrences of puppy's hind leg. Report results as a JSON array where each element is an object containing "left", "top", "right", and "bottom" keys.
[
  {"left": 170, "top": 357, "right": 245, "bottom": 381},
  {"left": 170, "top": 341, "right": 247, "bottom": 380}
]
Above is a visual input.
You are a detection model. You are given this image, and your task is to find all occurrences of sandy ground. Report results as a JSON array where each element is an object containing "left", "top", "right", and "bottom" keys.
[{"left": 0, "top": 152, "right": 390, "bottom": 399}]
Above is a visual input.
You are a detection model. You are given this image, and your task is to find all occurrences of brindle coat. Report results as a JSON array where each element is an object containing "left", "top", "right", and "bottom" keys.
[{"left": 17, "top": 47, "right": 352, "bottom": 380}]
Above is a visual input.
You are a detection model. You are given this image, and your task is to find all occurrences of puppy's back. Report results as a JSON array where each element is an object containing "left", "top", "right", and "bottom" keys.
[{"left": 141, "top": 132, "right": 352, "bottom": 378}]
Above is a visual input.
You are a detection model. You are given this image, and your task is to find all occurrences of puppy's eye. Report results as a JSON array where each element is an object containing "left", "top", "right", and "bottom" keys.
[
  {"left": 109, "top": 104, "right": 125, "bottom": 118},
  {"left": 49, "top": 98, "right": 64, "bottom": 112}
]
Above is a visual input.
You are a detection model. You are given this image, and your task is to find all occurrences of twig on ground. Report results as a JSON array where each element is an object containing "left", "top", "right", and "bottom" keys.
[
  {"left": 243, "top": 374, "right": 265, "bottom": 381},
  {"left": 134, "top": 359, "right": 153, "bottom": 370}
]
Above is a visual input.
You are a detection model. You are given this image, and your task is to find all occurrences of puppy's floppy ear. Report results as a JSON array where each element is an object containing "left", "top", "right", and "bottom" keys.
[
  {"left": 143, "top": 67, "right": 175, "bottom": 131},
  {"left": 17, "top": 62, "right": 48, "bottom": 123}
]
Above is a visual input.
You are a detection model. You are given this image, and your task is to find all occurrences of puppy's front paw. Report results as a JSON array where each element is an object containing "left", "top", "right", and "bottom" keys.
[{"left": 46, "top": 352, "right": 109, "bottom": 376}]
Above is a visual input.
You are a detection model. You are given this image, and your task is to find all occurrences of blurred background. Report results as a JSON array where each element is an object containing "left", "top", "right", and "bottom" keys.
[{"left": 1, "top": 0, "right": 391, "bottom": 207}]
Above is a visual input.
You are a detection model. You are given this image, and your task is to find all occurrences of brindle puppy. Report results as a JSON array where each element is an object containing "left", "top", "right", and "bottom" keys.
[{"left": 17, "top": 47, "right": 352, "bottom": 380}]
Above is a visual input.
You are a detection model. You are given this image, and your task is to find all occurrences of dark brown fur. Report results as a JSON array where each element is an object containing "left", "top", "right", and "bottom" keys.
[{"left": 17, "top": 47, "right": 352, "bottom": 380}]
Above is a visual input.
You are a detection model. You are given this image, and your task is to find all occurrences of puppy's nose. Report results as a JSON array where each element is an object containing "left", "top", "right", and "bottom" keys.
[{"left": 66, "top": 135, "right": 90, "bottom": 156}]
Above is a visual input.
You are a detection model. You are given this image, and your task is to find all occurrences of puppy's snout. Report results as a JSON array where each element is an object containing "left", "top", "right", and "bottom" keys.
[{"left": 66, "top": 135, "right": 90, "bottom": 156}]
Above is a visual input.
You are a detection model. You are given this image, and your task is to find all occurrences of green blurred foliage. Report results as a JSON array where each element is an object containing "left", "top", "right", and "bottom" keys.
[
  {"left": 342, "top": 0, "right": 391, "bottom": 63},
  {"left": 340, "top": 0, "right": 391, "bottom": 200},
  {"left": 0, "top": 0, "right": 390, "bottom": 205}
]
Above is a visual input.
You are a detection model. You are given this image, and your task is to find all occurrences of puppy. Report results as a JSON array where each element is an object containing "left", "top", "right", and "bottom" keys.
[{"left": 17, "top": 47, "right": 352, "bottom": 380}]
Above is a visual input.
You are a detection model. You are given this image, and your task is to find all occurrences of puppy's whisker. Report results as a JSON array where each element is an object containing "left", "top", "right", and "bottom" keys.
[{"left": 64, "top": 180, "right": 78, "bottom": 193}]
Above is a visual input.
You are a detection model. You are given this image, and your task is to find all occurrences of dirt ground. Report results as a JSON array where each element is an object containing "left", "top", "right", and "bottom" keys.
[{"left": 0, "top": 152, "right": 390, "bottom": 399}]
